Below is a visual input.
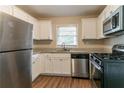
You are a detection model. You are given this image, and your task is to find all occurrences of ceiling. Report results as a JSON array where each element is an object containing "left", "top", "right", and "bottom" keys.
[{"left": 18, "top": 5, "right": 106, "bottom": 18}]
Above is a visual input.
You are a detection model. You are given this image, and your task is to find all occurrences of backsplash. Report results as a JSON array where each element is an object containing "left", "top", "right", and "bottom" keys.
[{"left": 104, "top": 34, "right": 124, "bottom": 48}]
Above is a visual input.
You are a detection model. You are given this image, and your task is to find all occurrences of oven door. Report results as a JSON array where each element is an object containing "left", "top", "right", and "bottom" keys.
[{"left": 90, "top": 60, "right": 103, "bottom": 88}]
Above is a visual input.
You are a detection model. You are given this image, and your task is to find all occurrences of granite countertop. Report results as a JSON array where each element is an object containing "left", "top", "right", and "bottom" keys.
[{"left": 33, "top": 48, "right": 112, "bottom": 54}]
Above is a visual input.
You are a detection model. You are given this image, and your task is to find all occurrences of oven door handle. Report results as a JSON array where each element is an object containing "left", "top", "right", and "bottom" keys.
[{"left": 90, "top": 60, "right": 102, "bottom": 72}]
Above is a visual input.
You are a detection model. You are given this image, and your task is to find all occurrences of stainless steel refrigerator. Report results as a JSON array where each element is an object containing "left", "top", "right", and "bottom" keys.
[{"left": 0, "top": 12, "right": 33, "bottom": 88}]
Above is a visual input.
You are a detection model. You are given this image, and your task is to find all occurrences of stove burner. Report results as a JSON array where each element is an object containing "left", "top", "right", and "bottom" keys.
[{"left": 93, "top": 53, "right": 124, "bottom": 60}]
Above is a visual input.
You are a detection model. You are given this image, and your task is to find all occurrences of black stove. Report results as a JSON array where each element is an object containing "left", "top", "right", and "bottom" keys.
[
  {"left": 90, "top": 44, "right": 124, "bottom": 88},
  {"left": 93, "top": 53, "right": 124, "bottom": 60},
  {"left": 92, "top": 44, "right": 124, "bottom": 61}
]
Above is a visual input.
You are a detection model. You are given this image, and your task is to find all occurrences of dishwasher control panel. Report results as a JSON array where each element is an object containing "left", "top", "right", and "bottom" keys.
[{"left": 71, "top": 54, "right": 89, "bottom": 59}]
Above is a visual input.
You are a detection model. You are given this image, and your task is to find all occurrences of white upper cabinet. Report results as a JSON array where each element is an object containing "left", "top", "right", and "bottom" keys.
[
  {"left": 82, "top": 18, "right": 97, "bottom": 39},
  {"left": 13, "top": 6, "right": 30, "bottom": 22},
  {"left": 97, "top": 10, "right": 106, "bottom": 39},
  {"left": 13, "top": 6, "right": 40, "bottom": 40},
  {"left": 39, "top": 20, "right": 52, "bottom": 40},
  {"left": 104, "top": 5, "right": 120, "bottom": 19},
  {"left": 32, "top": 20, "right": 40, "bottom": 40},
  {"left": 28, "top": 17, "right": 40, "bottom": 40},
  {"left": 0, "top": 6, "right": 53, "bottom": 40},
  {"left": 0, "top": 5, "right": 13, "bottom": 15},
  {"left": 111, "top": 5, "right": 121, "bottom": 12},
  {"left": 12, "top": 6, "right": 40, "bottom": 40},
  {"left": 104, "top": 5, "right": 112, "bottom": 19}
]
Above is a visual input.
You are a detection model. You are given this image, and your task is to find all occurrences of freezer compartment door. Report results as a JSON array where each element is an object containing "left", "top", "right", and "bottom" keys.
[
  {"left": 0, "top": 50, "right": 32, "bottom": 88},
  {"left": 0, "top": 12, "right": 33, "bottom": 52}
]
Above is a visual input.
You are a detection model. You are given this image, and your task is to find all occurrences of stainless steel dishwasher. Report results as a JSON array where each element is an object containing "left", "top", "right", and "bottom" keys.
[{"left": 71, "top": 54, "right": 89, "bottom": 78}]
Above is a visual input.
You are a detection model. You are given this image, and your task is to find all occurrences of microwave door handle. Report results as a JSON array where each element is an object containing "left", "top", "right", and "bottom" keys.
[
  {"left": 114, "top": 15, "right": 117, "bottom": 28},
  {"left": 112, "top": 16, "right": 117, "bottom": 29},
  {"left": 111, "top": 18, "right": 113, "bottom": 29}
]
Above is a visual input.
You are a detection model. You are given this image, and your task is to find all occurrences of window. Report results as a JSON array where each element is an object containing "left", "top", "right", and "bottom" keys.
[{"left": 56, "top": 25, "right": 78, "bottom": 48}]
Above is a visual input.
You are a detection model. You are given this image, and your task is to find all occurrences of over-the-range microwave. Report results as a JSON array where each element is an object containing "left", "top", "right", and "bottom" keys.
[{"left": 103, "top": 6, "right": 124, "bottom": 36}]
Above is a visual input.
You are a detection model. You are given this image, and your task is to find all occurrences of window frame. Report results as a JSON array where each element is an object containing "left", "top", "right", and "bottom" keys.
[{"left": 56, "top": 24, "right": 78, "bottom": 48}]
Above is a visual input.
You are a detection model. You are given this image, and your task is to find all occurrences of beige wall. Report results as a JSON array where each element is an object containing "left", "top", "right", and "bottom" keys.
[
  {"left": 104, "top": 34, "right": 124, "bottom": 48},
  {"left": 34, "top": 16, "right": 105, "bottom": 49}
]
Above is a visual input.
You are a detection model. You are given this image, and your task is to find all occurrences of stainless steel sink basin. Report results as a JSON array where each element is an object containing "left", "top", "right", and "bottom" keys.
[{"left": 54, "top": 49, "right": 70, "bottom": 53}]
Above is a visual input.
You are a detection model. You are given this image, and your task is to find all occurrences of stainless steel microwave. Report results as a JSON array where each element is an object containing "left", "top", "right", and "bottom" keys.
[{"left": 103, "top": 6, "right": 124, "bottom": 35}]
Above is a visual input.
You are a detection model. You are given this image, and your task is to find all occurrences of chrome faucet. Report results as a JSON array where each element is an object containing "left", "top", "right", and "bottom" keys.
[
  {"left": 61, "top": 42, "right": 70, "bottom": 51},
  {"left": 61, "top": 42, "right": 66, "bottom": 50}
]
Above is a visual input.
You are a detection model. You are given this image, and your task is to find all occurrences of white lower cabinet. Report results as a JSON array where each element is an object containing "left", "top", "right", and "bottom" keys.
[
  {"left": 52, "top": 57, "right": 71, "bottom": 75},
  {"left": 61, "top": 58, "right": 71, "bottom": 74},
  {"left": 52, "top": 58, "right": 64, "bottom": 74},
  {"left": 32, "top": 54, "right": 41, "bottom": 81},
  {"left": 40, "top": 54, "right": 45, "bottom": 73},
  {"left": 41, "top": 53, "right": 71, "bottom": 76},
  {"left": 44, "top": 54, "right": 53, "bottom": 74},
  {"left": 32, "top": 53, "right": 71, "bottom": 81}
]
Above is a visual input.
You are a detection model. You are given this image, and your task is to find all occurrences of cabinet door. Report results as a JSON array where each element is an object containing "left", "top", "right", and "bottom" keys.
[
  {"left": 32, "top": 20, "right": 40, "bottom": 40},
  {"left": 32, "top": 61, "right": 37, "bottom": 81},
  {"left": 44, "top": 54, "right": 53, "bottom": 73},
  {"left": 97, "top": 11, "right": 106, "bottom": 39},
  {"left": 39, "top": 20, "right": 52, "bottom": 40},
  {"left": 0, "top": 5, "right": 13, "bottom": 15},
  {"left": 40, "top": 54, "right": 45, "bottom": 73},
  {"left": 32, "top": 55, "right": 41, "bottom": 81},
  {"left": 82, "top": 18, "right": 97, "bottom": 39},
  {"left": 52, "top": 58, "right": 62, "bottom": 74},
  {"left": 36, "top": 56, "right": 41, "bottom": 75},
  {"left": 104, "top": 6, "right": 112, "bottom": 19},
  {"left": 52, "top": 58, "right": 71, "bottom": 75},
  {"left": 104, "top": 62, "right": 124, "bottom": 88},
  {"left": 111, "top": 5, "right": 120, "bottom": 12},
  {"left": 52, "top": 54, "right": 71, "bottom": 75},
  {"left": 32, "top": 60, "right": 40, "bottom": 81},
  {"left": 62, "top": 58, "right": 71, "bottom": 75},
  {"left": 104, "top": 5, "right": 121, "bottom": 20}
]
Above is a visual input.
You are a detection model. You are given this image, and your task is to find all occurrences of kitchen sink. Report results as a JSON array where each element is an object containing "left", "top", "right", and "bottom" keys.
[{"left": 54, "top": 48, "right": 70, "bottom": 53}]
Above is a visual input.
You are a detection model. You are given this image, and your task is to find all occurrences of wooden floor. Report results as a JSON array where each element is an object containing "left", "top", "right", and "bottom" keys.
[{"left": 32, "top": 75, "right": 92, "bottom": 88}]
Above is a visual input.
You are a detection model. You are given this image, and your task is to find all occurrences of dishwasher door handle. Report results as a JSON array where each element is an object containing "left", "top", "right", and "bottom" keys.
[{"left": 71, "top": 59, "right": 75, "bottom": 74}]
